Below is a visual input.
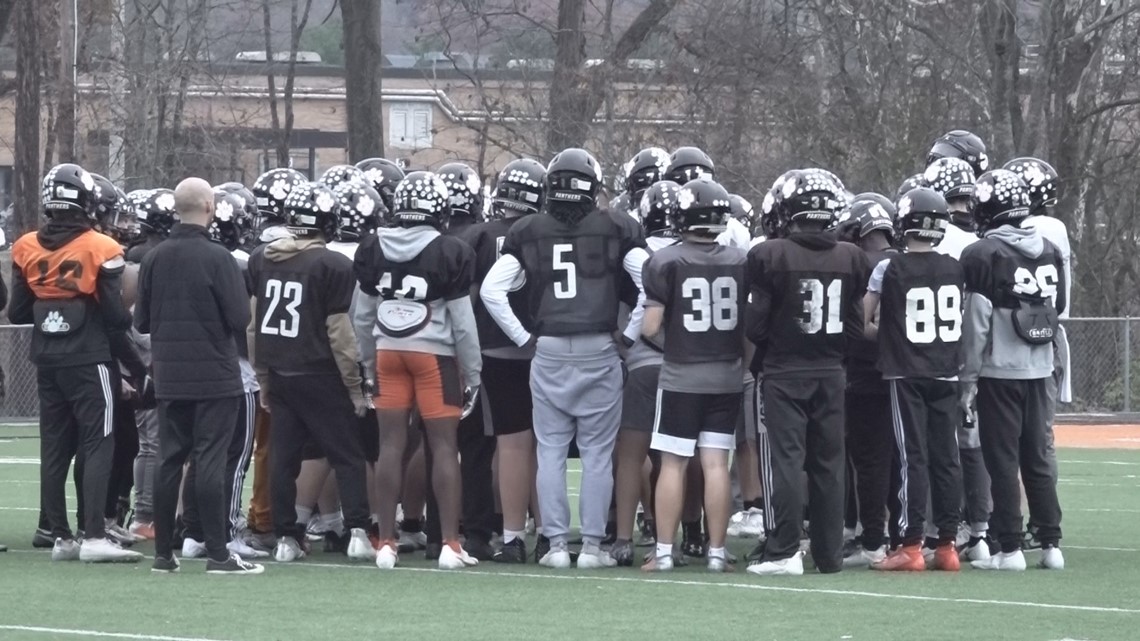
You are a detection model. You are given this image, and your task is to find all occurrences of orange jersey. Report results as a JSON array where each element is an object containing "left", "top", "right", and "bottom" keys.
[{"left": 11, "top": 229, "right": 125, "bottom": 300}]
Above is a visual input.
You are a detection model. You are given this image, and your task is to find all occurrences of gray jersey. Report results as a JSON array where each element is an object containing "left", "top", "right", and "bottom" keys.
[{"left": 643, "top": 241, "right": 746, "bottom": 393}]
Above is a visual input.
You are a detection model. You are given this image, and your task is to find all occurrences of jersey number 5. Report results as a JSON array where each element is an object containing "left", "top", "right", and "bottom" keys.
[
  {"left": 552, "top": 243, "right": 577, "bottom": 299},
  {"left": 905, "top": 285, "right": 961, "bottom": 344},
  {"left": 682, "top": 276, "right": 738, "bottom": 332},
  {"left": 797, "top": 278, "right": 842, "bottom": 335},
  {"left": 261, "top": 278, "right": 303, "bottom": 338}
]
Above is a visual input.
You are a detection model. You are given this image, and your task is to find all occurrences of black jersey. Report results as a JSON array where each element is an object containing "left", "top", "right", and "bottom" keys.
[
  {"left": 501, "top": 208, "right": 646, "bottom": 337},
  {"left": 463, "top": 218, "right": 534, "bottom": 351},
  {"left": 847, "top": 248, "right": 897, "bottom": 393},
  {"left": 745, "top": 233, "right": 870, "bottom": 377},
  {"left": 960, "top": 236, "right": 1066, "bottom": 316},
  {"left": 248, "top": 243, "right": 354, "bottom": 374},
  {"left": 876, "top": 251, "right": 964, "bottom": 379},
  {"left": 643, "top": 242, "right": 746, "bottom": 364}
]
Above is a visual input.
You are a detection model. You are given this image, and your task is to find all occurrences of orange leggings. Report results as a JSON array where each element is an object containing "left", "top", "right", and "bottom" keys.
[{"left": 376, "top": 350, "right": 462, "bottom": 420}]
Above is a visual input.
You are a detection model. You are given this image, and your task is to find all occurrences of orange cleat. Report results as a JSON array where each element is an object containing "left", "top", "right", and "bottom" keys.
[
  {"left": 932, "top": 542, "right": 960, "bottom": 571},
  {"left": 872, "top": 544, "right": 926, "bottom": 571}
]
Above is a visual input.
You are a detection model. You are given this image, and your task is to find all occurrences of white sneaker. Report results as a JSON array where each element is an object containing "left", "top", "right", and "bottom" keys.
[
  {"left": 644, "top": 554, "right": 674, "bottom": 572},
  {"left": 1038, "top": 546, "right": 1064, "bottom": 570},
  {"left": 227, "top": 539, "right": 270, "bottom": 560},
  {"left": 438, "top": 544, "right": 479, "bottom": 570},
  {"left": 971, "top": 550, "right": 1026, "bottom": 571},
  {"left": 273, "top": 536, "right": 305, "bottom": 563},
  {"left": 843, "top": 545, "right": 887, "bottom": 568},
  {"left": 539, "top": 546, "right": 572, "bottom": 569},
  {"left": 51, "top": 538, "right": 80, "bottom": 562},
  {"left": 746, "top": 551, "right": 804, "bottom": 576},
  {"left": 398, "top": 529, "right": 427, "bottom": 552},
  {"left": 577, "top": 549, "right": 617, "bottom": 569},
  {"left": 727, "top": 507, "right": 765, "bottom": 538},
  {"left": 707, "top": 556, "right": 731, "bottom": 572},
  {"left": 346, "top": 528, "right": 376, "bottom": 561},
  {"left": 181, "top": 537, "right": 208, "bottom": 559},
  {"left": 80, "top": 537, "right": 143, "bottom": 563},
  {"left": 375, "top": 543, "right": 398, "bottom": 570}
]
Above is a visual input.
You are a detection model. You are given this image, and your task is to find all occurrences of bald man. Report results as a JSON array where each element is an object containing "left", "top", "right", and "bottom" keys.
[{"left": 135, "top": 178, "right": 262, "bottom": 574}]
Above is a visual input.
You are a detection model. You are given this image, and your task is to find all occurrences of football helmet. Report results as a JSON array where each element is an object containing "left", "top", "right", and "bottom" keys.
[
  {"left": 391, "top": 171, "right": 450, "bottom": 228},
  {"left": 437, "top": 162, "right": 484, "bottom": 221},
  {"left": 637, "top": 180, "right": 681, "bottom": 237},
  {"left": 209, "top": 191, "right": 252, "bottom": 251},
  {"left": 625, "top": 147, "right": 670, "bottom": 203},
  {"left": 973, "top": 169, "right": 1032, "bottom": 233},
  {"left": 284, "top": 181, "right": 340, "bottom": 239},
  {"left": 923, "top": 157, "right": 976, "bottom": 201},
  {"left": 1002, "top": 157, "right": 1058, "bottom": 216},
  {"left": 728, "top": 194, "right": 755, "bottom": 225},
  {"left": 320, "top": 164, "right": 367, "bottom": 190},
  {"left": 355, "top": 158, "right": 405, "bottom": 211},
  {"left": 896, "top": 186, "right": 950, "bottom": 243},
  {"left": 835, "top": 197, "right": 896, "bottom": 245},
  {"left": 773, "top": 169, "right": 844, "bottom": 232},
  {"left": 215, "top": 183, "right": 259, "bottom": 221},
  {"left": 493, "top": 158, "right": 546, "bottom": 217},
  {"left": 546, "top": 148, "right": 603, "bottom": 206},
  {"left": 664, "top": 146, "right": 714, "bottom": 184},
  {"left": 850, "top": 192, "right": 898, "bottom": 222},
  {"left": 41, "top": 163, "right": 97, "bottom": 221},
  {"left": 759, "top": 170, "right": 798, "bottom": 239},
  {"left": 671, "top": 179, "right": 732, "bottom": 236},
  {"left": 137, "top": 188, "right": 179, "bottom": 237},
  {"left": 252, "top": 168, "right": 307, "bottom": 227},
  {"left": 609, "top": 192, "right": 631, "bottom": 213},
  {"left": 334, "top": 180, "right": 385, "bottom": 241},
  {"left": 926, "top": 129, "right": 989, "bottom": 176},
  {"left": 90, "top": 174, "right": 127, "bottom": 231},
  {"left": 895, "top": 173, "right": 926, "bottom": 201}
]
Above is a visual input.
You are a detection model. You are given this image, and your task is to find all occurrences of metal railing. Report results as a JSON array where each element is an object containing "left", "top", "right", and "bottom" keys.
[{"left": 0, "top": 318, "right": 1136, "bottom": 420}]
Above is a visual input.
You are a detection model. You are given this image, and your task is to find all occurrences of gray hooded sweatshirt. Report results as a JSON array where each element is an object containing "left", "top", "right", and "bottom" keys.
[{"left": 959, "top": 225, "right": 1065, "bottom": 383}]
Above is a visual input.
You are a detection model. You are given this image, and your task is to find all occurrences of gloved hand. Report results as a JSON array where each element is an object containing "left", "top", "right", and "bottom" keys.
[
  {"left": 361, "top": 378, "right": 377, "bottom": 399},
  {"left": 461, "top": 386, "right": 480, "bottom": 420},
  {"left": 352, "top": 389, "right": 374, "bottom": 418}
]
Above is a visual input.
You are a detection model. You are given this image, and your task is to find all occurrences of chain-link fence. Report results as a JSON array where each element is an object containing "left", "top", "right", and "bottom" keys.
[{"left": 0, "top": 318, "right": 1136, "bottom": 419}]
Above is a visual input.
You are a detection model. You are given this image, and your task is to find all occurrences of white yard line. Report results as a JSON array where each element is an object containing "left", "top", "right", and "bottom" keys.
[
  {"left": 0, "top": 457, "right": 39, "bottom": 465},
  {"left": 0, "top": 625, "right": 233, "bottom": 641},
  {"left": 1060, "top": 460, "right": 1140, "bottom": 466}
]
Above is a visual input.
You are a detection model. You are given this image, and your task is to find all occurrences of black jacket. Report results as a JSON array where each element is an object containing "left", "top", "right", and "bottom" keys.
[{"left": 135, "top": 223, "right": 250, "bottom": 400}]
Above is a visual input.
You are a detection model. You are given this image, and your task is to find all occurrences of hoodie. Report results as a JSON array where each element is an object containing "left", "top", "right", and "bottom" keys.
[
  {"left": 959, "top": 226, "right": 1065, "bottom": 383},
  {"left": 352, "top": 226, "right": 481, "bottom": 389}
]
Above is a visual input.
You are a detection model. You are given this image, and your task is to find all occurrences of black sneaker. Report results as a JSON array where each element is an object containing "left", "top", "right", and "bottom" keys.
[
  {"left": 151, "top": 554, "right": 180, "bottom": 573},
  {"left": 206, "top": 553, "right": 265, "bottom": 575},
  {"left": 682, "top": 536, "right": 705, "bottom": 558},
  {"left": 33, "top": 528, "right": 54, "bottom": 548},
  {"left": 424, "top": 542, "right": 442, "bottom": 561},
  {"left": 463, "top": 537, "right": 495, "bottom": 562},
  {"left": 611, "top": 540, "right": 634, "bottom": 567},
  {"left": 534, "top": 535, "right": 550, "bottom": 563},
  {"left": 492, "top": 538, "right": 527, "bottom": 564},
  {"left": 324, "top": 530, "right": 349, "bottom": 554}
]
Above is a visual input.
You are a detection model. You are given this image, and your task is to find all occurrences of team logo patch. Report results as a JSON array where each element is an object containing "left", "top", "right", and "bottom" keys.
[
  {"left": 41, "top": 311, "right": 71, "bottom": 334},
  {"left": 216, "top": 200, "right": 234, "bottom": 221},
  {"left": 377, "top": 300, "right": 431, "bottom": 337}
]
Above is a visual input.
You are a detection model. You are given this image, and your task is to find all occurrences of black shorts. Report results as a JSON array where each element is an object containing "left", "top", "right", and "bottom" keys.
[
  {"left": 651, "top": 389, "right": 742, "bottom": 457},
  {"left": 481, "top": 355, "right": 533, "bottom": 436},
  {"left": 621, "top": 365, "right": 660, "bottom": 433}
]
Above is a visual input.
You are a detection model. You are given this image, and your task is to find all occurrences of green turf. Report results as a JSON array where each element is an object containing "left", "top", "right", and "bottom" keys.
[{"left": 1, "top": 425, "right": 1138, "bottom": 641}]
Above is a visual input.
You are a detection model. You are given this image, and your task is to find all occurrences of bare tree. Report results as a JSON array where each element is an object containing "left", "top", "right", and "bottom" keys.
[
  {"left": 263, "top": 0, "right": 316, "bottom": 170},
  {"left": 13, "top": 0, "right": 43, "bottom": 236},
  {"left": 342, "top": 0, "right": 385, "bottom": 160}
]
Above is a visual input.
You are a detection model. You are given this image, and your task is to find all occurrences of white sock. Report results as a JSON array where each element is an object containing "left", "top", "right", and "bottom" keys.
[
  {"left": 503, "top": 529, "right": 525, "bottom": 544},
  {"left": 370, "top": 514, "right": 380, "bottom": 525},
  {"left": 322, "top": 512, "right": 345, "bottom": 535},
  {"left": 708, "top": 546, "right": 726, "bottom": 560},
  {"left": 295, "top": 506, "right": 313, "bottom": 528},
  {"left": 656, "top": 542, "right": 672, "bottom": 559}
]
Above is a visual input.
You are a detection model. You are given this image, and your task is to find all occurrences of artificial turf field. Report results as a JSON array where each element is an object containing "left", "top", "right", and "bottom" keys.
[{"left": 0, "top": 424, "right": 1138, "bottom": 641}]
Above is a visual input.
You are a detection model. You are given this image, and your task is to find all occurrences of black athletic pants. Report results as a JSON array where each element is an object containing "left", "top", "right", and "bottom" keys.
[
  {"left": 759, "top": 373, "right": 846, "bottom": 572},
  {"left": 423, "top": 396, "right": 497, "bottom": 545},
  {"left": 154, "top": 395, "right": 240, "bottom": 561},
  {"left": 976, "top": 377, "right": 1062, "bottom": 553},
  {"left": 183, "top": 391, "right": 257, "bottom": 543},
  {"left": 268, "top": 372, "right": 369, "bottom": 540},
  {"left": 106, "top": 394, "right": 139, "bottom": 521},
  {"left": 845, "top": 388, "right": 893, "bottom": 550},
  {"left": 39, "top": 363, "right": 116, "bottom": 541},
  {"left": 889, "top": 378, "right": 962, "bottom": 545}
]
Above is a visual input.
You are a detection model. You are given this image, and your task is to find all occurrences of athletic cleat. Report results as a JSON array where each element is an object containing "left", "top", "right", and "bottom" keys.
[
  {"left": 375, "top": 542, "right": 399, "bottom": 569},
  {"left": 105, "top": 519, "right": 139, "bottom": 546},
  {"left": 707, "top": 554, "right": 733, "bottom": 573},
  {"left": 534, "top": 535, "right": 551, "bottom": 563},
  {"left": 80, "top": 537, "right": 143, "bottom": 563},
  {"left": 932, "top": 543, "right": 960, "bottom": 571},
  {"left": 873, "top": 544, "right": 925, "bottom": 571},
  {"left": 128, "top": 521, "right": 155, "bottom": 540},
  {"left": 181, "top": 537, "right": 207, "bottom": 559},
  {"left": 641, "top": 554, "right": 674, "bottom": 572},
  {"left": 51, "top": 537, "right": 81, "bottom": 562},
  {"left": 346, "top": 528, "right": 376, "bottom": 561},
  {"left": 682, "top": 538, "right": 705, "bottom": 558},
  {"left": 243, "top": 529, "right": 276, "bottom": 553},
  {"left": 1038, "top": 546, "right": 1064, "bottom": 570},
  {"left": 1022, "top": 524, "right": 1043, "bottom": 550},
  {"left": 463, "top": 538, "right": 495, "bottom": 562},
  {"left": 492, "top": 538, "right": 527, "bottom": 564},
  {"left": 273, "top": 536, "right": 305, "bottom": 563},
  {"left": 539, "top": 543, "right": 572, "bottom": 569},
  {"left": 33, "top": 528, "right": 55, "bottom": 549},
  {"left": 207, "top": 553, "right": 265, "bottom": 575},
  {"left": 746, "top": 551, "right": 804, "bottom": 576},
  {"left": 971, "top": 550, "right": 1027, "bottom": 571},
  {"left": 727, "top": 507, "right": 765, "bottom": 538},
  {"left": 959, "top": 536, "right": 991, "bottom": 563},
  {"left": 610, "top": 540, "right": 634, "bottom": 567},
  {"left": 151, "top": 554, "right": 180, "bottom": 573},
  {"left": 398, "top": 528, "right": 427, "bottom": 552},
  {"left": 636, "top": 515, "right": 656, "bottom": 547},
  {"left": 438, "top": 542, "right": 479, "bottom": 570},
  {"left": 577, "top": 549, "right": 618, "bottom": 569},
  {"left": 227, "top": 538, "right": 270, "bottom": 559},
  {"left": 843, "top": 545, "right": 887, "bottom": 568}
]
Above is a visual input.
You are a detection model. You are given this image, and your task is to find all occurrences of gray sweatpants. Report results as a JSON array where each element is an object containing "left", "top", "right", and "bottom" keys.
[
  {"left": 531, "top": 334, "right": 623, "bottom": 548},
  {"left": 133, "top": 408, "right": 159, "bottom": 522}
]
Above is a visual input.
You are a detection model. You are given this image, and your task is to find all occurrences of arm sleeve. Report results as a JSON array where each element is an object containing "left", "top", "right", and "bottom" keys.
[
  {"left": 97, "top": 257, "right": 132, "bottom": 333},
  {"left": 621, "top": 246, "right": 651, "bottom": 342},
  {"left": 354, "top": 235, "right": 383, "bottom": 297},
  {"left": 325, "top": 260, "right": 362, "bottom": 392},
  {"left": 215, "top": 253, "right": 252, "bottom": 335},
  {"left": 480, "top": 254, "right": 530, "bottom": 347},
  {"left": 867, "top": 258, "right": 891, "bottom": 294},
  {"left": 1053, "top": 249, "right": 1067, "bottom": 318},
  {"left": 7, "top": 265, "right": 34, "bottom": 325},
  {"left": 447, "top": 295, "right": 482, "bottom": 388},
  {"left": 959, "top": 250, "right": 993, "bottom": 384},
  {"left": 352, "top": 285, "right": 378, "bottom": 379}
]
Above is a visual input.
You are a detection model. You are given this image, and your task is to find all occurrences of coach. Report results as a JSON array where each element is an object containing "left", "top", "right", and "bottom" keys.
[{"left": 135, "top": 178, "right": 260, "bottom": 574}]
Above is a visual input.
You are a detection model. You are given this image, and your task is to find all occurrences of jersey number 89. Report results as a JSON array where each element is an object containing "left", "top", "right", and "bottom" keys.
[
  {"left": 682, "top": 276, "right": 738, "bottom": 332},
  {"left": 905, "top": 285, "right": 961, "bottom": 344}
]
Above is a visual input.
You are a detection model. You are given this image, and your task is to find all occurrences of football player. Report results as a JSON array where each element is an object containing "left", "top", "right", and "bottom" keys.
[
  {"left": 745, "top": 169, "right": 869, "bottom": 576},
  {"left": 9, "top": 164, "right": 143, "bottom": 563},
  {"left": 353, "top": 171, "right": 482, "bottom": 571},
  {"left": 480, "top": 148, "right": 649, "bottom": 569},
  {"left": 926, "top": 129, "right": 989, "bottom": 178},
  {"left": 125, "top": 189, "right": 178, "bottom": 263},
  {"left": 960, "top": 170, "right": 1065, "bottom": 571},
  {"left": 355, "top": 157, "right": 406, "bottom": 214},
  {"left": 247, "top": 181, "right": 374, "bottom": 564},
  {"left": 640, "top": 179, "right": 747, "bottom": 573},
  {"left": 864, "top": 187, "right": 964, "bottom": 572}
]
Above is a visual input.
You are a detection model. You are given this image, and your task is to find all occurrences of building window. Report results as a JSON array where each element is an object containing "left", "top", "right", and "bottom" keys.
[
  {"left": 389, "top": 103, "right": 433, "bottom": 149},
  {"left": 258, "top": 151, "right": 315, "bottom": 178}
]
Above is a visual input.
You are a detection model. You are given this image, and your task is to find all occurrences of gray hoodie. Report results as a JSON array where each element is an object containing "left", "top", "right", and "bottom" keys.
[{"left": 960, "top": 226, "right": 1064, "bottom": 383}]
